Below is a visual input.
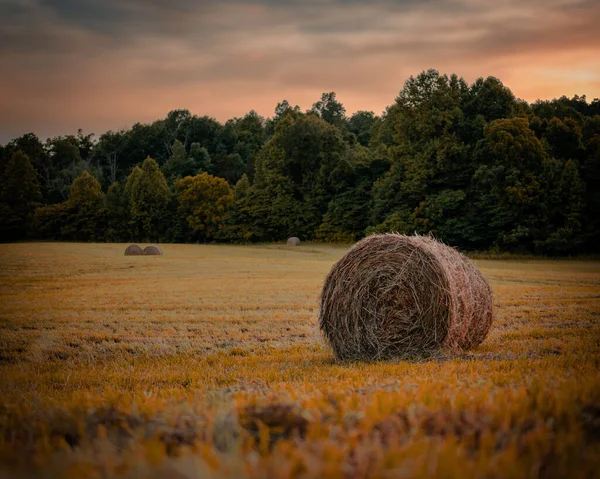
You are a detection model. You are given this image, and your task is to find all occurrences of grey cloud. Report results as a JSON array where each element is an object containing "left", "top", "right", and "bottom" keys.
[{"left": 1, "top": 0, "right": 599, "bottom": 141}]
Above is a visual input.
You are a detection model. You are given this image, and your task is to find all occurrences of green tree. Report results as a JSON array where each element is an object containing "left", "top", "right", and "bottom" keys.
[
  {"left": 248, "top": 113, "right": 348, "bottom": 241},
  {"left": 190, "top": 143, "right": 212, "bottom": 173},
  {"left": 232, "top": 111, "right": 266, "bottom": 181},
  {"left": 123, "top": 166, "right": 143, "bottom": 238},
  {"left": 543, "top": 117, "right": 584, "bottom": 162},
  {"left": 266, "top": 100, "right": 302, "bottom": 137},
  {"left": 128, "top": 157, "right": 172, "bottom": 241},
  {"left": 60, "top": 171, "right": 106, "bottom": 241},
  {"left": 175, "top": 173, "right": 233, "bottom": 241},
  {"left": 463, "top": 76, "right": 516, "bottom": 123},
  {"left": 470, "top": 118, "right": 547, "bottom": 250},
  {"left": 580, "top": 117, "right": 600, "bottom": 250},
  {"left": 218, "top": 174, "right": 255, "bottom": 241},
  {"left": 0, "top": 150, "right": 42, "bottom": 241},
  {"left": 179, "top": 115, "right": 222, "bottom": 155},
  {"left": 538, "top": 158, "right": 586, "bottom": 254},
  {"left": 94, "top": 130, "right": 127, "bottom": 185},
  {"left": 105, "top": 182, "right": 130, "bottom": 241},
  {"left": 369, "top": 70, "right": 470, "bottom": 240},
  {"left": 45, "top": 135, "right": 82, "bottom": 202},
  {"left": 34, "top": 203, "right": 69, "bottom": 240},
  {"left": 348, "top": 111, "right": 376, "bottom": 146},
  {"left": 310, "top": 92, "right": 346, "bottom": 128},
  {"left": 162, "top": 140, "right": 199, "bottom": 181},
  {"left": 316, "top": 146, "right": 375, "bottom": 242},
  {"left": 4, "top": 134, "right": 48, "bottom": 198}
]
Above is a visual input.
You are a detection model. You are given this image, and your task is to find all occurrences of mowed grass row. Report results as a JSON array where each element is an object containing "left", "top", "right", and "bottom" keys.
[{"left": 0, "top": 243, "right": 599, "bottom": 478}]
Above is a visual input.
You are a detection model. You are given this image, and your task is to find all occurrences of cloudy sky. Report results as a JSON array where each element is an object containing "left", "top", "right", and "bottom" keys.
[{"left": 1, "top": 0, "right": 599, "bottom": 142}]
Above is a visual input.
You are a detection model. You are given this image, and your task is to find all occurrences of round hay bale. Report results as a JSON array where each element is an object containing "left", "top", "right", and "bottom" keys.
[
  {"left": 318, "top": 233, "right": 494, "bottom": 360},
  {"left": 287, "top": 237, "right": 300, "bottom": 246},
  {"left": 124, "top": 244, "right": 144, "bottom": 256},
  {"left": 143, "top": 245, "right": 163, "bottom": 256}
]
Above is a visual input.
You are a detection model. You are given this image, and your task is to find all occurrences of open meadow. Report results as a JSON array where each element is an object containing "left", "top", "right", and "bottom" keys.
[{"left": 0, "top": 243, "right": 599, "bottom": 478}]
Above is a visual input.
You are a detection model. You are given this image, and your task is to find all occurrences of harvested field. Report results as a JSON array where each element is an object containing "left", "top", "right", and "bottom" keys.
[{"left": 0, "top": 243, "right": 599, "bottom": 478}]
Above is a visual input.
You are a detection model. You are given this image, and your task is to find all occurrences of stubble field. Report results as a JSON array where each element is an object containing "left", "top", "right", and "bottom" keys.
[{"left": 0, "top": 243, "right": 599, "bottom": 478}]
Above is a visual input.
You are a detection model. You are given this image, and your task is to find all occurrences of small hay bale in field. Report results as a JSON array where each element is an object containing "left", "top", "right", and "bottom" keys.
[
  {"left": 287, "top": 237, "right": 300, "bottom": 246},
  {"left": 318, "top": 233, "right": 494, "bottom": 360},
  {"left": 124, "top": 244, "right": 144, "bottom": 256},
  {"left": 143, "top": 245, "right": 163, "bottom": 255}
]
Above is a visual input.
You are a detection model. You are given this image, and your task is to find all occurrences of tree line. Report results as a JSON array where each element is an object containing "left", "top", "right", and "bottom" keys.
[{"left": 1, "top": 69, "right": 599, "bottom": 254}]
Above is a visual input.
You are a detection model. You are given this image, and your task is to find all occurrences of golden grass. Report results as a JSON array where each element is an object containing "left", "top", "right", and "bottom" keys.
[{"left": 0, "top": 243, "right": 599, "bottom": 478}]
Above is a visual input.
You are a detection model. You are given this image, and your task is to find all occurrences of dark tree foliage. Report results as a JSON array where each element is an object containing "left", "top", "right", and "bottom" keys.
[
  {"left": 310, "top": 92, "right": 347, "bottom": 128},
  {"left": 105, "top": 181, "right": 130, "bottom": 242},
  {"left": 0, "top": 151, "right": 42, "bottom": 241},
  {"left": 35, "top": 171, "right": 105, "bottom": 242},
  {"left": 245, "top": 113, "right": 350, "bottom": 241},
  {"left": 128, "top": 157, "right": 172, "bottom": 242},
  {"left": 1, "top": 70, "right": 598, "bottom": 254},
  {"left": 4, "top": 133, "right": 47, "bottom": 184},
  {"left": 348, "top": 111, "right": 377, "bottom": 147}
]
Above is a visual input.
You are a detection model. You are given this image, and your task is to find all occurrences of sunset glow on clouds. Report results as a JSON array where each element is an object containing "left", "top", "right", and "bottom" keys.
[{"left": 1, "top": 0, "right": 599, "bottom": 141}]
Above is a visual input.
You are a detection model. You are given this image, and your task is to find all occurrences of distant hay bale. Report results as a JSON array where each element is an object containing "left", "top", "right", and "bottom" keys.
[
  {"left": 143, "top": 245, "right": 163, "bottom": 256},
  {"left": 124, "top": 244, "right": 144, "bottom": 256},
  {"left": 319, "top": 233, "right": 494, "bottom": 361},
  {"left": 287, "top": 237, "right": 300, "bottom": 246}
]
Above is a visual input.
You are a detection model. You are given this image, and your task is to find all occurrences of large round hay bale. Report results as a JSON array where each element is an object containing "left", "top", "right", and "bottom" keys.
[
  {"left": 143, "top": 245, "right": 163, "bottom": 256},
  {"left": 287, "top": 237, "right": 300, "bottom": 246},
  {"left": 124, "top": 244, "right": 144, "bottom": 256},
  {"left": 318, "top": 234, "right": 494, "bottom": 360}
]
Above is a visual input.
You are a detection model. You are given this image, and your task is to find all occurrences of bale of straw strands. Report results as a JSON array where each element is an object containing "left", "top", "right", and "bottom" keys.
[
  {"left": 319, "top": 234, "right": 494, "bottom": 360},
  {"left": 287, "top": 237, "right": 301, "bottom": 246},
  {"left": 143, "top": 245, "right": 163, "bottom": 255},
  {"left": 124, "top": 244, "right": 144, "bottom": 256}
]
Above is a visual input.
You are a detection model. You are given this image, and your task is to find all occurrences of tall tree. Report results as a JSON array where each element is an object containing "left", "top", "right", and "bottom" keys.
[
  {"left": 175, "top": 173, "right": 234, "bottom": 241},
  {"left": 232, "top": 111, "right": 266, "bottom": 181},
  {"left": 105, "top": 182, "right": 130, "bottom": 242},
  {"left": 0, "top": 151, "right": 42, "bottom": 241},
  {"left": 316, "top": 145, "right": 374, "bottom": 242},
  {"left": 580, "top": 115, "right": 600, "bottom": 251},
  {"left": 370, "top": 70, "right": 470, "bottom": 239},
  {"left": 60, "top": 171, "right": 106, "bottom": 241},
  {"left": 128, "top": 157, "right": 172, "bottom": 241},
  {"left": 162, "top": 140, "right": 200, "bottom": 181},
  {"left": 310, "top": 92, "right": 346, "bottom": 128},
  {"left": 348, "top": 111, "right": 376, "bottom": 147},
  {"left": 189, "top": 143, "right": 213, "bottom": 174},
  {"left": 179, "top": 115, "right": 222, "bottom": 153},
  {"left": 470, "top": 118, "right": 547, "bottom": 250},
  {"left": 539, "top": 159, "right": 586, "bottom": 254},
  {"left": 542, "top": 117, "right": 584, "bottom": 162},
  {"left": 463, "top": 76, "right": 516, "bottom": 123},
  {"left": 5, "top": 134, "right": 47, "bottom": 188},
  {"left": 94, "top": 130, "right": 127, "bottom": 185},
  {"left": 248, "top": 113, "right": 348, "bottom": 240},
  {"left": 266, "top": 100, "right": 302, "bottom": 137},
  {"left": 218, "top": 174, "right": 255, "bottom": 241}
]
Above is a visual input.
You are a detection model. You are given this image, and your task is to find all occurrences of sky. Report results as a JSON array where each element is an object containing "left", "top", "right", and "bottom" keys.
[{"left": 1, "top": 0, "right": 600, "bottom": 142}]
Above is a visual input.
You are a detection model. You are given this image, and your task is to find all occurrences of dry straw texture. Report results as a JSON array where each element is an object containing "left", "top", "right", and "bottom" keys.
[
  {"left": 144, "top": 245, "right": 163, "bottom": 256},
  {"left": 287, "top": 237, "right": 301, "bottom": 246},
  {"left": 319, "top": 233, "right": 494, "bottom": 360},
  {"left": 124, "top": 244, "right": 144, "bottom": 256}
]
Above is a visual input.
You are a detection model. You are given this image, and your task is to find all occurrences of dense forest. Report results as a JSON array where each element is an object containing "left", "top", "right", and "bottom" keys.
[{"left": 1, "top": 69, "right": 599, "bottom": 254}]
